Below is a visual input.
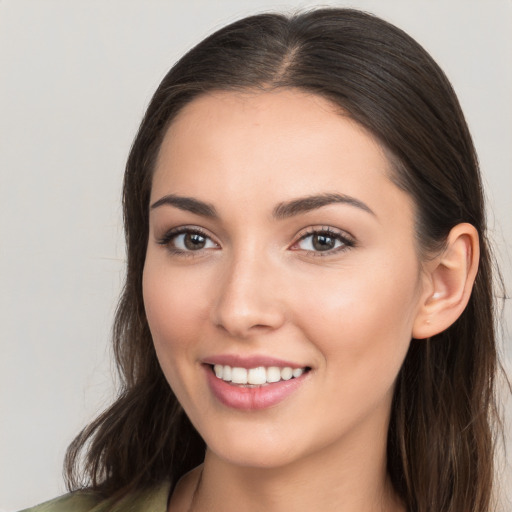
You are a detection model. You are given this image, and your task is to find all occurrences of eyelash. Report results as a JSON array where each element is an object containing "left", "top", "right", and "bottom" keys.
[
  {"left": 291, "top": 226, "right": 356, "bottom": 256},
  {"left": 157, "top": 226, "right": 219, "bottom": 257},
  {"left": 157, "top": 226, "right": 356, "bottom": 257}
]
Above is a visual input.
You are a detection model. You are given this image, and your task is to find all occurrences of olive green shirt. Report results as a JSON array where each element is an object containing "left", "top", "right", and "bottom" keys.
[{"left": 19, "top": 481, "right": 171, "bottom": 512}]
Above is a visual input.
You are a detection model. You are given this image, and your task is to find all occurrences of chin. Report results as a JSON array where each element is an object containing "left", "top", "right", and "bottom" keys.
[
  {"left": 196, "top": 417, "right": 304, "bottom": 469},
  {"left": 208, "top": 441, "right": 301, "bottom": 470}
]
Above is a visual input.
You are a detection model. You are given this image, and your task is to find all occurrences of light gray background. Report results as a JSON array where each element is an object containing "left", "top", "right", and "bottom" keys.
[{"left": 1, "top": 1, "right": 511, "bottom": 511}]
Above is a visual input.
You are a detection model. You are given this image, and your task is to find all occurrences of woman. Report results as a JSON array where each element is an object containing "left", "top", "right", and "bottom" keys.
[{"left": 23, "top": 8, "right": 505, "bottom": 512}]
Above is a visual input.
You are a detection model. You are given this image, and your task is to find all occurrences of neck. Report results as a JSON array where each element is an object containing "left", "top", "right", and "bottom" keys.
[{"left": 184, "top": 418, "right": 404, "bottom": 512}]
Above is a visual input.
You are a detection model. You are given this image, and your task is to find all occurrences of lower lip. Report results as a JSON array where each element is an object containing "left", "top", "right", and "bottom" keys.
[{"left": 204, "top": 365, "right": 308, "bottom": 410}]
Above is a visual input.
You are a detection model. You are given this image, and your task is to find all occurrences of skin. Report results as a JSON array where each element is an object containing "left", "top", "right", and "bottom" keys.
[{"left": 143, "top": 89, "right": 434, "bottom": 512}]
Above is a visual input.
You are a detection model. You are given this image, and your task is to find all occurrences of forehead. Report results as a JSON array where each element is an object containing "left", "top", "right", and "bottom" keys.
[
  {"left": 151, "top": 89, "right": 411, "bottom": 224},
  {"left": 159, "top": 89, "right": 385, "bottom": 165}
]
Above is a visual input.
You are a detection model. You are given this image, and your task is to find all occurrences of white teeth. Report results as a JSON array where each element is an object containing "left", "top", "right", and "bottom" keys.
[
  {"left": 231, "top": 367, "right": 248, "bottom": 384},
  {"left": 266, "top": 366, "right": 281, "bottom": 383},
  {"left": 223, "top": 365, "right": 232, "bottom": 382},
  {"left": 292, "top": 368, "right": 304, "bottom": 378},
  {"left": 212, "top": 364, "right": 307, "bottom": 385},
  {"left": 214, "top": 364, "right": 223, "bottom": 378},
  {"left": 247, "top": 367, "right": 267, "bottom": 385},
  {"left": 281, "top": 367, "right": 293, "bottom": 380}
]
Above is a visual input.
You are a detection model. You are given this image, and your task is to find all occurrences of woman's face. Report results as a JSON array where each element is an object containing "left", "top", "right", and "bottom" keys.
[{"left": 143, "top": 89, "right": 428, "bottom": 469}]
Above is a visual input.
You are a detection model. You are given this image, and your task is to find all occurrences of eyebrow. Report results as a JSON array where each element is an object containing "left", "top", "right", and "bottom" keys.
[
  {"left": 150, "top": 192, "right": 374, "bottom": 219},
  {"left": 150, "top": 194, "right": 218, "bottom": 217},
  {"left": 272, "top": 193, "right": 375, "bottom": 219}
]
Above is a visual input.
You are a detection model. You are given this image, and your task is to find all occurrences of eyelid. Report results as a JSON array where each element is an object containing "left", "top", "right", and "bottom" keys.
[
  {"left": 290, "top": 226, "right": 356, "bottom": 255},
  {"left": 155, "top": 224, "right": 355, "bottom": 257},
  {"left": 156, "top": 225, "right": 220, "bottom": 254}
]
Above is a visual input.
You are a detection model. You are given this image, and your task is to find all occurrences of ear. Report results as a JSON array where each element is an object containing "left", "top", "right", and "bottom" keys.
[{"left": 412, "top": 223, "right": 480, "bottom": 339}]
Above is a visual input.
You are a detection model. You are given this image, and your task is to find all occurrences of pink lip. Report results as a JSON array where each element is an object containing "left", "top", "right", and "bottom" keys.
[
  {"left": 203, "top": 364, "right": 309, "bottom": 411},
  {"left": 203, "top": 354, "right": 305, "bottom": 369}
]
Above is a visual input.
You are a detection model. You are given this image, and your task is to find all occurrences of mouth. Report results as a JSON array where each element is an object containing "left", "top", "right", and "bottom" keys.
[
  {"left": 203, "top": 360, "right": 311, "bottom": 410},
  {"left": 209, "top": 364, "right": 311, "bottom": 387}
]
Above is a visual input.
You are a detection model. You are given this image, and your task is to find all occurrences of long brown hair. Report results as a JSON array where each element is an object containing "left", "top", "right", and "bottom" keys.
[{"left": 65, "top": 8, "right": 506, "bottom": 511}]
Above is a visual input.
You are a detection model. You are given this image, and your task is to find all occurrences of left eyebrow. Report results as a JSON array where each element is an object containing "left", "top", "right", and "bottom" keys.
[
  {"left": 150, "top": 194, "right": 218, "bottom": 217},
  {"left": 272, "top": 193, "right": 375, "bottom": 219}
]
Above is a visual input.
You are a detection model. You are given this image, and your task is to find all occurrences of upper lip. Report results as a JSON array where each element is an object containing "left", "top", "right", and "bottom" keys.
[{"left": 203, "top": 354, "right": 308, "bottom": 369}]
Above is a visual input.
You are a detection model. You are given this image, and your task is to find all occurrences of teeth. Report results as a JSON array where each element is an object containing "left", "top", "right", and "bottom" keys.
[
  {"left": 212, "top": 364, "right": 307, "bottom": 385},
  {"left": 281, "top": 367, "right": 293, "bottom": 380},
  {"left": 248, "top": 367, "right": 267, "bottom": 385},
  {"left": 214, "top": 364, "right": 223, "bottom": 378},
  {"left": 266, "top": 366, "right": 281, "bottom": 383},
  {"left": 231, "top": 367, "right": 248, "bottom": 384},
  {"left": 223, "top": 365, "right": 232, "bottom": 382}
]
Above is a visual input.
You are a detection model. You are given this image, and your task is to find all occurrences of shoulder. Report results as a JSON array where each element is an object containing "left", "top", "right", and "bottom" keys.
[
  {"left": 19, "top": 481, "right": 171, "bottom": 512},
  {"left": 18, "top": 492, "right": 102, "bottom": 512}
]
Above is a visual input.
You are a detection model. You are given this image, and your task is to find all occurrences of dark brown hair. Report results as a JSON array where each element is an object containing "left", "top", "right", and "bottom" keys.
[{"left": 65, "top": 8, "right": 505, "bottom": 511}]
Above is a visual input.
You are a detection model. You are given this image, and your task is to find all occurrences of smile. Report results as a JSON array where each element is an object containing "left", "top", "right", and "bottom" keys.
[
  {"left": 212, "top": 364, "right": 307, "bottom": 386},
  {"left": 204, "top": 361, "right": 311, "bottom": 410}
]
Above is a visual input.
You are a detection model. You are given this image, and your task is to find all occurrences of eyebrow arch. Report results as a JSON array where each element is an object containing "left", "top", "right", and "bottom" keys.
[
  {"left": 273, "top": 193, "right": 375, "bottom": 219},
  {"left": 150, "top": 192, "right": 374, "bottom": 220},
  {"left": 150, "top": 194, "right": 218, "bottom": 217}
]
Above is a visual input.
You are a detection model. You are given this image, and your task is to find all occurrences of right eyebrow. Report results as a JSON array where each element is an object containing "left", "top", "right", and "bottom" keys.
[
  {"left": 150, "top": 194, "right": 218, "bottom": 218},
  {"left": 272, "top": 192, "right": 375, "bottom": 219}
]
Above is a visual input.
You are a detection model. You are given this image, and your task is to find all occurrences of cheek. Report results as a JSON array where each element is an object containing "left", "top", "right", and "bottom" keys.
[
  {"left": 143, "top": 255, "right": 210, "bottom": 339},
  {"left": 292, "top": 258, "right": 421, "bottom": 376},
  {"left": 142, "top": 260, "right": 219, "bottom": 421},
  {"left": 288, "top": 266, "right": 420, "bottom": 437},
  {"left": 142, "top": 258, "right": 209, "bottom": 388}
]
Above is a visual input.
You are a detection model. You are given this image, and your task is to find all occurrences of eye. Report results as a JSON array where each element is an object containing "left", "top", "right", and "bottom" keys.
[
  {"left": 291, "top": 227, "right": 355, "bottom": 254},
  {"left": 158, "top": 227, "right": 219, "bottom": 254}
]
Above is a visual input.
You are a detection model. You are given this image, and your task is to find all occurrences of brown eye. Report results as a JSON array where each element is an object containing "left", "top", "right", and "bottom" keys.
[
  {"left": 158, "top": 228, "right": 219, "bottom": 253},
  {"left": 293, "top": 228, "right": 355, "bottom": 255},
  {"left": 312, "top": 233, "right": 337, "bottom": 251},
  {"left": 183, "top": 232, "right": 207, "bottom": 250}
]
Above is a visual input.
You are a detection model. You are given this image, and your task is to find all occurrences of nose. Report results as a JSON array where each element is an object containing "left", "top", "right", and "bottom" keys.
[{"left": 210, "top": 250, "right": 286, "bottom": 338}]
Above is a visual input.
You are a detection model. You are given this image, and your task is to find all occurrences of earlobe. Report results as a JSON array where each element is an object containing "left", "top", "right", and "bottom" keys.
[{"left": 412, "top": 223, "right": 479, "bottom": 339}]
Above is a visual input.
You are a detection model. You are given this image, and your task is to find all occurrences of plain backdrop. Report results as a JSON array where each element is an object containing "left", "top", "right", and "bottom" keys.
[{"left": 1, "top": 1, "right": 511, "bottom": 510}]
